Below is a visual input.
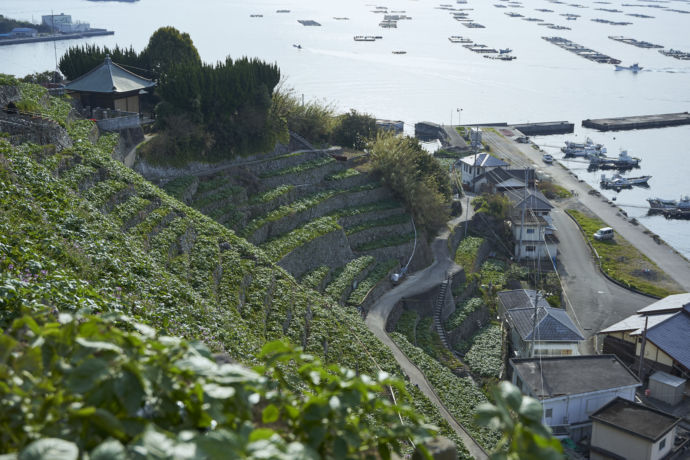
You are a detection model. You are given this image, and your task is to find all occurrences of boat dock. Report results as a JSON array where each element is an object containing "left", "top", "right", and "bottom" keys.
[
  {"left": 513, "top": 120, "right": 574, "bottom": 135},
  {"left": 582, "top": 112, "right": 690, "bottom": 131}
]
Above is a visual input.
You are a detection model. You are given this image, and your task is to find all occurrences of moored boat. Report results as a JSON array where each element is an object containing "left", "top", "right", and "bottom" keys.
[
  {"left": 588, "top": 150, "right": 641, "bottom": 170},
  {"left": 600, "top": 173, "right": 651, "bottom": 190},
  {"left": 615, "top": 63, "right": 642, "bottom": 72}
]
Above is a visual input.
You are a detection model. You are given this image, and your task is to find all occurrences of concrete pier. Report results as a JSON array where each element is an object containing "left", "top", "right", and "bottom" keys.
[
  {"left": 513, "top": 120, "right": 574, "bottom": 135},
  {"left": 582, "top": 112, "right": 690, "bottom": 131}
]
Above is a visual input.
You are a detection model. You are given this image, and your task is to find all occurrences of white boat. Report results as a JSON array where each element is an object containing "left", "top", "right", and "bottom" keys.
[
  {"left": 561, "top": 137, "right": 606, "bottom": 156},
  {"left": 615, "top": 63, "right": 642, "bottom": 72},
  {"left": 600, "top": 173, "right": 651, "bottom": 189},
  {"left": 354, "top": 35, "right": 376, "bottom": 41},
  {"left": 449, "top": 36, "right": 472, "bottom": 43}
]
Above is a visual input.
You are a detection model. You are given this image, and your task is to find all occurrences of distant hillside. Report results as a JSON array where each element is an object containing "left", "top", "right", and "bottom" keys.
[{"left": 0, "top": 81, "right": 473, "bottom": 457}]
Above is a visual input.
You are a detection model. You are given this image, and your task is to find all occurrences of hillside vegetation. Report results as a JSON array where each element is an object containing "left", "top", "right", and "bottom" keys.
[{"left": 0, "top": 81, "right": 474, "bottom": 457}]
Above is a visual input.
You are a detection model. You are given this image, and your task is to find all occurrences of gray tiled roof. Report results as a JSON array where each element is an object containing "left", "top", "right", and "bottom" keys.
[
  {"left": 65, "top": 56, "right": 156, "bottom": 94},
  {"left": 459, "top": 153, "right": 509, "bottom": 168},
  {"left": 504, "top": 189, "right": 553, "bottom": 211},
  {"left": 498, "top": 289, "right": 550, "bottom": 311},
  {"left": 511, "top": 355, "right": 640, "bottom": 399},
  {"left": 507, "top": 306, "right": 584, "bottom": 342},
  {"left": 646, "top": 305, "right": 690, "bottom": 370}
]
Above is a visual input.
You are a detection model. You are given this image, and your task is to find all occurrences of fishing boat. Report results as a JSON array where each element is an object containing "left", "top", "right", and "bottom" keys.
[
  {"left": 562, "top": 137, "right": 606, "bottom": 157},
  {"left": 647, "top": 196, "right": 690, "bottom": 210},
  {"left": 293, "top": 44, "right": 302, "bottom": 49},
  {"left": 615, "top": 62, "right": 642, "bottom": 72},
  {"left": 600, "top": 173, "right": 651, "bottom": 190},
  {"left": 449, "top": 36, "right": 472, "bottom": 43},
  {"left": 588, "top": 150, "right": 641, "bottom": 170},
  {"left": 499, "top": 48, "right": 512, "bottom": 53},
  {"left": 392, "top": 50, "right": 407, "bottom": 54},
  {"left": 354, "top": 36, "right": 377, "bottom": 41}
]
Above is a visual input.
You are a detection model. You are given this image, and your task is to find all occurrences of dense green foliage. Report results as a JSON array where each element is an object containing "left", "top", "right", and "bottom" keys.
[
  {"left": 347, "top": 259, "right": 398, "bottom": 307},
  {"left": 0, "top": 83, "right": 471, "bottom": 456},
  {"left": 445, "top": 298, "right": 484, "bottom": 331},
  {"left": 369, "top": 132, "right": 451, "bottom": 233},
  {"left": 391, "top": 333, "right": 500, "bottom": 450},
  {"left": 0, "top": 14, "right": 51, "bottom": 34},
  {"left": 59, "top": 44, "right": 151, "bottom": 81},
  {"left": 471, "top": 194, "right": 511, "bottom": 219},
  {"left": 567, "top": 209, "right": 679, "bottom": 298},
  {"left": 454, "top": 236, "right": 484, "bottom": 272},
  {"left": 271, "top": 87, "right": 336, "bottom": 146},
  {"left": 476, "top": 382, "right": 563, "bottom": 460},
  {"left": 0, "top": 311, "right": 436, "bottom": 458},
  {"left": 324, "top": 256, "right": 375, "bottom": 304},
  {"left": 332, "top": 109, "right": 378, "bottom": 150},
  {"left": 464, "top": 325, "right": 503, "bottom": 378}
]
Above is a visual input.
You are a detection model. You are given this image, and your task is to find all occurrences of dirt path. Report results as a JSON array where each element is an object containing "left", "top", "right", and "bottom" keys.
[{"left": 365, "top": 213, "right": 489, "bottom": 460}]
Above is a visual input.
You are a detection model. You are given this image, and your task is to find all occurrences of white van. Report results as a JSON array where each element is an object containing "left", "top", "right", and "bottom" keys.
[{"left": 593, "top": 227, "right": 614, "bottom": 241}]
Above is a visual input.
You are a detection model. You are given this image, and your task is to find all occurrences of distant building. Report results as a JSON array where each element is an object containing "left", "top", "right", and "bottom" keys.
[
  {"left": 414, "top": 121, "right": 445, "bottom": 142},
  {"left": 590, "top": 397, "right": 682, "bottom": 460},
  {"left": 41, "top": 13, "right": 90, "bottom": 33},
  {"left": 511, "top": 355, "right": 640, "bottom": 441},
  {"left": 599, "top": 293, "right": 690, "bottom": 380},
  {"left": 498, "top": 289, "right": 583, "bottom": 358},
  {"left": 64, "top": 55, "right": 155, "bottom": 114},
  {"left": 9, "top": 27, "right": 38, "bottom": 38},
  {"left": 376, "top": 119, "right": 404, "bottom": 134}
]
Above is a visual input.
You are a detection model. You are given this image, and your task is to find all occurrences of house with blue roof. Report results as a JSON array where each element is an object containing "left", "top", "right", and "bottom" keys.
[{"left": 498, "top": 289, "right": 584, "bottom": 358}]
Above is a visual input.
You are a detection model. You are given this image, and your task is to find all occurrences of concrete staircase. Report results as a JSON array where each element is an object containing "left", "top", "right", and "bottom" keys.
[{"left": 433, "top": 279, "right": 451, "bottom": 349}]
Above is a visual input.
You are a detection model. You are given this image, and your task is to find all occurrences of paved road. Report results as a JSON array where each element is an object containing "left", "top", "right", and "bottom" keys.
[
  {"left": 550, "top": 205, "right": 650, "bottom": 353},
  {"left": 443, "top": 124, "right": 468, "bottom": 150},
  {"left": 365, "top": 215, "right": 488, "bottom": 460},
  {"left": 483, "top": 130, "right": 671, "bottom": 350},
  {"left": 486, "top": 130, "right": 690, "bottom": 291}
]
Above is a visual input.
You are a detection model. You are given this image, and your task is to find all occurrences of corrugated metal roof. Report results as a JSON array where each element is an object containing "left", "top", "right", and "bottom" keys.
[
  {"left": 637, "top": 293, "right": 690, "bottom": 314},
  {"left": 65, "top": 55, "right": 155, "bottom": 94},
  {"left": 646, "top": 309, "right": 690, "bottom": 370},
  {"left": 599, "top": 313, "right": 675, "bottom": 335}
]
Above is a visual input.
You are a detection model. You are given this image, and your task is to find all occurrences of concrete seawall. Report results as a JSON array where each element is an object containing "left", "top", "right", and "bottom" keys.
[{"left": 582, "top": 112, "right": 690, "bottom": 131}]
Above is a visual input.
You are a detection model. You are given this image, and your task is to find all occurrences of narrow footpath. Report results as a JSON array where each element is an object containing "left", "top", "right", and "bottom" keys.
[{"left": 365, "top": 214, "right": 489, "bottom": 460}]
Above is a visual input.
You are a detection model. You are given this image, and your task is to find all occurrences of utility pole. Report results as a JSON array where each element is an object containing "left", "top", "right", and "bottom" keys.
[
  {"left": 517, "top": 167, "right": 528, "bottom": 261},
  {"left": 638, "top": 315, "right": 649, "bottom": 380},
  {"left": 531, "top": 290, "right": 540, "bottom": 358}
]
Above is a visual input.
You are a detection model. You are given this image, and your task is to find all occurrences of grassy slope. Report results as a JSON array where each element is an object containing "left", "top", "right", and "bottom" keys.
[
  {"left": 0, "top": 83, "right": 470, "bottom": 457},
  {"left": 566, "top": 209, "right": 681, "bottom": 298}
]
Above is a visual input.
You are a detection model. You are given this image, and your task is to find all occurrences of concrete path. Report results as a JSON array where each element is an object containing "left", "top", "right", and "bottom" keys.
[
  {"left": 443, "top": 124, "right": 468, "bottom": 150},
  {"left": 365, "top": 212, "right": 488, "bottom": 460}
]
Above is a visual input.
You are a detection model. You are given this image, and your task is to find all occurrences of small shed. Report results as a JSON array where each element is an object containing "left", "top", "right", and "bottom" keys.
[
  {"left": 648, "top": 371, "right": 686, "bottom": 406},
  {"left": 64, "top": 55, "right": 155, "bottom": 114}
]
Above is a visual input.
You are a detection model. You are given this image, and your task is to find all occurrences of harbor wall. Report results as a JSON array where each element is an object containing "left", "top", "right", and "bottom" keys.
[{"left": 582, "top": 112, "right": 690, "bottom": 131}]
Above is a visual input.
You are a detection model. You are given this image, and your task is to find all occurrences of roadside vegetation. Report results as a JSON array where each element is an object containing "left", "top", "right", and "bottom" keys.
[
  {"left": 567, "top": 209, "right": 681, "bottom": 298},
  {"left": 370, "top": 132, "right": 451, "bottom": 234},
  {"left": 537, "top": 180, "right": 572, "bottom": 200}
]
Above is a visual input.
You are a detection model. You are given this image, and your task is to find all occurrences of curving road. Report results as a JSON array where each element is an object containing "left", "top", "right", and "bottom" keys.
[{"left": 365, "top": 217, "right": 489, "bottom": 460}]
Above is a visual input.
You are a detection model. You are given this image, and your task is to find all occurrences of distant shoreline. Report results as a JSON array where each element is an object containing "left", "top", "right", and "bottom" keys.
[{"left": 0, "top": 29, "right": 114, "bottom": 47}]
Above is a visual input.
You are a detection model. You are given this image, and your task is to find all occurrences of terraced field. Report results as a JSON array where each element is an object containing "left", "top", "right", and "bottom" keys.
[
  {"left": 162, "top": 146, "right": 424, "bottom": 308},
  {"left": 0, "top": 83, "right": 472, "bottom": 457}
]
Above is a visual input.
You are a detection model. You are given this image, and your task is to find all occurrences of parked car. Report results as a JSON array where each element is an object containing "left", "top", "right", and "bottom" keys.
[
  {"left": 593, "top": 227, "right": 614, "bottom": 241},
  {"left": 542, "top": 153, "right": 554, "bottom": 164}
]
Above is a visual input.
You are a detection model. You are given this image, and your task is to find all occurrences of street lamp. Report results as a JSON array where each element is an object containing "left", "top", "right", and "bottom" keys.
[{"left": 457, "top": 108, "right": 463, "bottom": 126}]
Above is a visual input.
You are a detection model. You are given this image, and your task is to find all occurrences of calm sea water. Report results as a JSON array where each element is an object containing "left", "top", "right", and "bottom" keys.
[{"left": 2, "top": 0, "right": 690, "bottom": 257}]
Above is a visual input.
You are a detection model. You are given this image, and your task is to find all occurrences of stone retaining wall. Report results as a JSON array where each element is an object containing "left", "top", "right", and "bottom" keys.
[
  {"left": 277, "top": 228, "right": 355, "bottom": 278},
  {"left": 338, "top": 207, "right": 407, "bottom": 229},
  {"left": 258, "top": 161, "right": 343, "bottom": 190},
  {"left": 346, "top": 221, "right": 413, "bottom": 249},
  {"left": 448, "top": 306, "right": 491, "bottom": 349},
  {"left": 0, "top": 113, "right": 73, "bottom": 151},
  {"left": 248, "top": 186, "right": 393, "bottom": 245}
]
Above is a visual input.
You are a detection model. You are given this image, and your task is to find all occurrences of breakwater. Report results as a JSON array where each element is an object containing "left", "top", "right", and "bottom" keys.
[
  {"left": 582, "top": 112, "right": 690, "bottom": 131},
  {"left": 0, "top": 29, "right": 114, "bottom": 47}
]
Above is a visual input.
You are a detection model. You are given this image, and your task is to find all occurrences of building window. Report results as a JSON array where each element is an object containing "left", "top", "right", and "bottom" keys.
[
  {"left": 560, "top": 349, "right": 572, "bottom": 356},
  {"left": 545, "top": 408, "right": 553, "bottom": 418},
  {"left": 526, "top": 246, "right": 536, "bottom": 252},
  {"left": 526, "top": 229, "right": 535, "bottom": 234},
  {"left": 659, "top": 438, "right": 666, "bottom": 450}
]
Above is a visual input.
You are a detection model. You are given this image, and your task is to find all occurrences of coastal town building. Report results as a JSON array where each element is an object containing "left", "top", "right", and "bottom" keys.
[
  {"left": 0, "top": 28, "right": 38, "bottom": 39},
  {"left": 511, "top": 355, "right": 641, "bottom": 441},
  {"left": 498, "top": 289, "right": 583, "bottom": 358},
  {"left": 599, "top": 293, "right": 690, "bottom": 380},
  {"left": 376, "top": 119, "right": 404, "bottom": 134},
  {"left": 41, "top": 13, "right": 90, "bottom": 34},
  {"left": 590, "top": 397, "right": 683, "bottom": 460},
  {"left": 458, "top": 153, "right": 508, "bottom": 189},
  {"left": 505, "top": 188, "right": 558, "bottom": 262},
  {"left": 64, "top": 55, "right": 155, "bottom": 115}
]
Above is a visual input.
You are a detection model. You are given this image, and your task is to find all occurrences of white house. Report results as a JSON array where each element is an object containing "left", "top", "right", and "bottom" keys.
[
  {"left": 458, "top": 153, "right": 508, "bottom": 189},
  {"left": 510, "top": 213, "right": 558, "bottom": 262},
  {"left": 498, "top": 289, "right": 583, "bottom": 358},
  {"left": 511, "top": 355, "right": 641, "bottom": 441},
  {"left": 590, "top": 398, "right": 682, "bottom": 460}
]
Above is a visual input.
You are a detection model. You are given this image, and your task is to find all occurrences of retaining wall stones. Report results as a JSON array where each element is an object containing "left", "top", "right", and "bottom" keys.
[
  {"left": 277, "top": 228, "right": 355, "bottom": 279},
  {"left": 448, "top": 307, "right": 491, "bottom": 349},
  {"left": 346, "top": 221, "right": 413, "bottom": 249},
  {"left": 0, "top": 112, "right": 73, "bottom": 151},
  {"left": 258, "top": 161, "right": 343, "bottom": 191},
  {"left": 338, "top": 207, "right": 407, "bottom": 229}
]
